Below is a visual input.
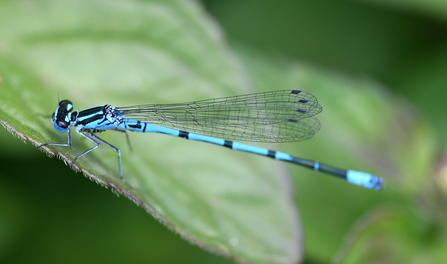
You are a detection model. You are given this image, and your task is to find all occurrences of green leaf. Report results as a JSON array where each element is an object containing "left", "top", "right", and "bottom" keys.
[
  {"left": 333, "top": 206, "right": 447, "bottom": 264},
  {"left": 0, "top": 0, "right": 300, "bottom": 263}
]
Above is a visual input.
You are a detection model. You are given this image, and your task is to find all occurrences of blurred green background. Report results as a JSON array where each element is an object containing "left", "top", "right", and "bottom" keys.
[{"left": 1, "top": 0, "right": 447, "bottom": 263}]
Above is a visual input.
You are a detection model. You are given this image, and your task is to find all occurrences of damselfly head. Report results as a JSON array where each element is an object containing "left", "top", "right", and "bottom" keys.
[{"left": 52, "top": 100, "right": 73, "bottom": 133}]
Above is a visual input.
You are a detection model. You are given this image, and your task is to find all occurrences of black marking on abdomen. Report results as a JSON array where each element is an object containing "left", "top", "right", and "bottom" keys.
[
  {"left": 223, "top": 141, "right": 233, "bottom": 148},
  {"left": 267, "top": 150, "right": 276, "bottom": 158},
  {"left": 128, "top": 121, "right": 142, "bottom": 129},
  {"left": 178, "top": 131, "right": 189, "bottom": 139}
]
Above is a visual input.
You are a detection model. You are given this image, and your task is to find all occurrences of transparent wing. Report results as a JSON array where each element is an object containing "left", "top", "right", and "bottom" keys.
[{"left": 119, "top": 90, "right": 322, "bottom": 143}]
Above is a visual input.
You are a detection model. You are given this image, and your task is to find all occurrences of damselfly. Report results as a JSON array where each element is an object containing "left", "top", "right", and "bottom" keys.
[{"left": 38, "top": 90, "right": 383, "bottom": 190}]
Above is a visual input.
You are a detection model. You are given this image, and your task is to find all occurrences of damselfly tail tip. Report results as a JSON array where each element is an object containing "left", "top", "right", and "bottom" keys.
[{"left": 346, "top": 170, "right": 384, "bottom": 190}]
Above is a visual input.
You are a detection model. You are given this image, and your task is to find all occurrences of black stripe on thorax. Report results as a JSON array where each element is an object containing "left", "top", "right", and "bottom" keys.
[
  {"left": 76, "top": 106, "right": 107, "bottom": 126},
  {"left": 77, "top": 106, "right": 105, "bottom": 118},
  {"left": 77, "top": 114, "right": 104, "bottom": 126}
]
